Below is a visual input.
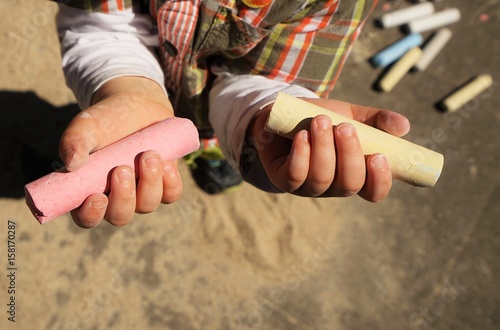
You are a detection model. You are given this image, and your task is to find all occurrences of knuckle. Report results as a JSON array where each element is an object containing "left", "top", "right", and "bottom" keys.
[
  {"left": 143, "top": 176, "right": 163, "bottom": 188},
  {"left": 281, "top": 177, "right": 305, "bottom": 193},
  {"left": 75, "top": 218, "right": 99, "bottom": 229},
  {"left": 162, "top": 189, "right": 182, "bottom": 204},
  {"left": 136, "top": 204, "right": 159, "bottom": 214},
  {"left": 341, "top": 190, "right": 358, "bottom": 197},
  {"left": 119, "top": 189, "right": 136, "bottom": 202},
  {"left": 105, "top": 211, "right": 134, "bottom": 226},
  {"left": 371, "top": 196, "right": 386, "bottom": 203},
  {"left": 338, "top": 183, "right": 362, "bottom": 197},
  {"left": 287, "top": 169, "right": 307, "bottom": 187},
  {"left": 310, "top": 175, "right": 334, "bottom": 188},
  {"left": 109, "top": 218, "right": 132, "bottom": 227},
  {"left": 137, "top": 193, "right": 162, "bottom": 212},
  {"left": 307, "top": 181, "right": 332, "bottom": 197}
]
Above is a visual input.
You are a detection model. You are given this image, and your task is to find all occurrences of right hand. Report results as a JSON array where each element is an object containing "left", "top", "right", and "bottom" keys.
[
  {"left": 249, "top": 98, "right": 411, "bottom": 202},
  {"left": 60, "top": 77, "right": 183, "bottom": 228}
]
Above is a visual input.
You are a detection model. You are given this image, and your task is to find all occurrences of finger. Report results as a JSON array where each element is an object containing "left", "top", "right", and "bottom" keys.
[
  {"left": 300, "top": 98, "right": 411, "bottom": 137},
  {"left": 302, "top": 115, "right": 336, "bottom": 196},
  {"left": 358, "top": 154, "right": 392, "bottom": 202},
  {"left": 338, "top": 103, "right": 410, "bottom": 137},
  {"left": 269, "top": 130, "right": 311, "bottom": 192},
  {"left": 329, "top": 123, "right": 366, "bottom": 196},
  {"left": 105, "top": 166, "right": 136, "bottom": 226},
  {"left": 60, "top": 87, "right": 173, "bottom": 172},
  {"left": 360, "top": 109, "right": 411, "bottom": 137},
  {"left": 136, "top": 151, "right": 163, "bottom": 213},
  {"left": 70, "top": 194, "right": 108, "bottom": 228},
  {"left": 161, "top": 160, "right": 183, "bottom": 204},
  {"left": 59, "top": 112, "right": 102, "bottom": 171}
]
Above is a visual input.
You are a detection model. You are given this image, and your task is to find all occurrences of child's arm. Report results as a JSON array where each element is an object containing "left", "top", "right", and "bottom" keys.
[
  {"left": 207, "top": 0, "right": 406, "bottom": 201},
  {"left": 249, "top": 98, "right": 410, "bottom": 201},
  {"left": 56, "top": 4, "right": 182, "bottom": 227},
  {"left": 209, "top": 73, "right": 409, "bottom": 202},
  {"left": 60, "top": 76, "right": 183, "bottom": 228}
]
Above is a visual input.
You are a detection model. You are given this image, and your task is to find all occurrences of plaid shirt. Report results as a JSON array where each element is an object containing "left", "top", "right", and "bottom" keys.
[{"left": 55, "top": 0, "right": 377, "bottom": 128}]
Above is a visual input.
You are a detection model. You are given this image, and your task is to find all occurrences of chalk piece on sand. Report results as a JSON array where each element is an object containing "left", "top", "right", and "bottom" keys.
[
  {"left": 439, "top": 74, "right": 493, "bottom": 112},
  {"left": 370, "top": 33, "right": 423, "bottom": 68},
  {"left": 405, "top": 8, "right": 461, "bottom": 33},
  {"left": 265, "top": 93, "right": 444, "bottom": 187},
  {"left": 378, "top": 47, "right": 423, "bottom": 92},
  {"left": 379, "top": 2, "right": 435, "bottom": 29},
  {"left": 414, "top": 28, "right": 452, "bottom": 72},
  {"left": 25, "top": 118, "right": 200, "bottom": 224}
]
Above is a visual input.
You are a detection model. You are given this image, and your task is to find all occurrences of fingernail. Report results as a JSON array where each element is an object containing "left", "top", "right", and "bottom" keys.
[
  {"left": 316, "top": 116, "right": 331, "bottom": 130},
  {"left": 117, "top": 168, "right": 134, "bottom": 182},
  {"left": 338, "top": 123, "right": 355, "bottom": 137},
  {"left": 64, "top": 149, "right": 75, "bottom": 167},
  {"left": 65, "top": 149, "right": 75, "bottom": 161},
  {"left": 301, "top": 130, "right": 309, "bottom": 142},
  {"left": 163, "top": 162, "right": 173, "bottom": 174},
  {"left": 90, "top": 199, "right": 107, "bottom": 210},
  {"left": 371, "top": 154, "right": 388, "bottom": 169},
  {"left": 65, "top": 150, "right": 84, "bottom": 171},
  {"left": 144, "top": 154, "right": 160, "bottom": 169}
]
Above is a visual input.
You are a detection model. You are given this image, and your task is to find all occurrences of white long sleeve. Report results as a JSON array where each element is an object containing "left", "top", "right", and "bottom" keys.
[{"left": 56, "top": 4, "right": 166, "bottom": 109}]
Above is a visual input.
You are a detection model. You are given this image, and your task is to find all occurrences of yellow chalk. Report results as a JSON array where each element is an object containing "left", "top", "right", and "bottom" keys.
[
  {"left": 440, "top": 74, "right": 493, "bottom": 112},
  {"left": 378, "top": 47, "right": 423, "bottom": 92},
  {"left": 265, "top": 93, "right": 444, "bottom": 187}
]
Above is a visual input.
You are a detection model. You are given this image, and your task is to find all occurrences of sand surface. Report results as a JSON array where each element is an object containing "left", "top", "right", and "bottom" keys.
[{"left": 0, "top": 1, "right": 499, "bottom": 329}]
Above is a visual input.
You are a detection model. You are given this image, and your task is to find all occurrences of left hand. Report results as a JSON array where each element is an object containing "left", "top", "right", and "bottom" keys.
[
  {"left": 248, "top": 97, "right": 411, "bottom": 202},
  {"left": 59, "top": 77, "right": 183, "bottom": 228}
]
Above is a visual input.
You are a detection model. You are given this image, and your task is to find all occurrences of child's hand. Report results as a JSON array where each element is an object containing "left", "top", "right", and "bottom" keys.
[
  {"left": 59, "top": 77, "right": 183, "bottom": 228},
  {"left": 249, "top": 98, "right": 411, "bottom": 202}
]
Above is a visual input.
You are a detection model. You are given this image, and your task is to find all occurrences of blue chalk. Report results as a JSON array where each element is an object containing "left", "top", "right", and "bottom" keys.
[{"left": 370, "top": 33, "right": 424, "bottom": 68}]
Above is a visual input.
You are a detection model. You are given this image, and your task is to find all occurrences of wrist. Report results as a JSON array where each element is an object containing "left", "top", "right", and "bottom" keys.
[
  {"left": 248, "top": 104, "right": 272, "bottom": 143},
  {"left": 92, "top": 76, "right": 172, "bottom": 111}
]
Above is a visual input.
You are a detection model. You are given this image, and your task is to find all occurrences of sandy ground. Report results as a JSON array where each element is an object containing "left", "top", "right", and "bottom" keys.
[{"left": 0, "top": 0, "right": 499, "bottom": 329}]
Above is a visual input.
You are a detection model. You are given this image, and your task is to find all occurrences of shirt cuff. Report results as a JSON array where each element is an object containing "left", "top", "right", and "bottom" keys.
[
  {"left": 209, "top": 66, "right": 319, "bottom": 191},
  {"left": 57, "top": 4, "right": 167, "bottom": 109}
]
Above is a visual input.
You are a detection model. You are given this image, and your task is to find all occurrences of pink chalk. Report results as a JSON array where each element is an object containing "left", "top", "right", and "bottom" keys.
[
  {"left": 479, "top": 13, "right": 489, "bottom": 22},
  {"left": 25, "top": 118, "right": 200, "bottom": 224}
]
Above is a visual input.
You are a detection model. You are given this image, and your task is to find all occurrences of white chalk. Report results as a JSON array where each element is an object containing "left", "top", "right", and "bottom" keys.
[
  {"left": 406, "top": 8, "right": 461, "bottom": 33},
  {"left": 414, "top": 28, "right": 452, "bottom": 71},
  {"left": 378, "top": 47, "right": 423, "bottom": 92},
  {"left": 379, "top": 2, "right": 435, "bottom": 29},
  {"left": 440, "top": 74, "right": 494, "bottom": 112}
]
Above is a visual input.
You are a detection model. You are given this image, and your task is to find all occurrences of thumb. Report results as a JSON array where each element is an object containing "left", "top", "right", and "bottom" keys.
[
  {"left": 372, "top": 110, "right": 411, "bottom": 138},
  {"left": 59, "top": 112, "right": 102, "bottom": 171}
]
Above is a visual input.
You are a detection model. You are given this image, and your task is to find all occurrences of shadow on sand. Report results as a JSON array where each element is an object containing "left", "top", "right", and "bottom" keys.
[{"left": 0, "top": 90, "right": 79, "bottom": 198}]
